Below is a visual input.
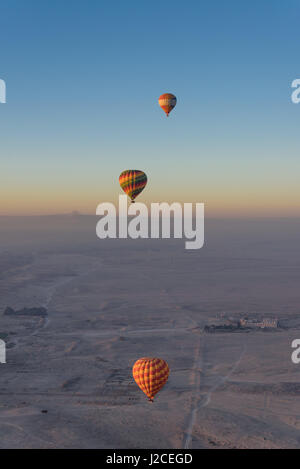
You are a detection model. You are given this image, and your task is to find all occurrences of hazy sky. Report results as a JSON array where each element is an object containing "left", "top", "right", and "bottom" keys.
[{"left": 1, "top": 0, "right": 300, "bottom": 216}]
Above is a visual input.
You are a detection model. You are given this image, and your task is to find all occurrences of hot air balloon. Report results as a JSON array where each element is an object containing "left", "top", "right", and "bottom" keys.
[
  {"left": 158, "top": 93, "right": 177, "bottom": 117},
  {"left": 132, "top": 357, "right": 170, "bottom": 402},
  {"left": 119, "top": 170, "right": 147, "bottom": 203}
]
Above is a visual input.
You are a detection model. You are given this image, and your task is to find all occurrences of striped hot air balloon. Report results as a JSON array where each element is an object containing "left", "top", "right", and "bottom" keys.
[
  {"left": 158, "top": 93, "right": 177, "bottom": 117},
  {"left": 132, "top": 357, "right": 170, "bottom": 402},
  {"left": 119, "top": 170, "right": 147, "bottom": 203}
]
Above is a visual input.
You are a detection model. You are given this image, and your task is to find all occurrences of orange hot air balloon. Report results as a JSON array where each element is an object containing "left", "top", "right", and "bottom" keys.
[
  {"left": 132, "top": 357, "right": 170, "bottom": 402},
  {"left": 158, "top": 93, "right": 177, "bottom": 117}
]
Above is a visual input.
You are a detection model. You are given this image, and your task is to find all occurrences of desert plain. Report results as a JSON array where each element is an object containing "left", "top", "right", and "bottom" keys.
[{"left": 0, "top": 215, "right": 300, "bottom": 448}]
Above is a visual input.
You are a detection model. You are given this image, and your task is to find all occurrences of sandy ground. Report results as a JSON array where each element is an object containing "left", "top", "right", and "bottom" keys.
[{"left": 0, "top": 216, "right": 300, "bottom": 448}]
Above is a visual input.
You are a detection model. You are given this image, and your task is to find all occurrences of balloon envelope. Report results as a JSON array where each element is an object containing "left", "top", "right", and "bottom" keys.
[
  {"left": 119, "top": 170, "right": 147, "bottom": 202},
  {"left": 158, "top": 93, "right": 177, "bottom": 117},
  {"left": 132, "top": 357, "right": 170, "bottom": 402}
]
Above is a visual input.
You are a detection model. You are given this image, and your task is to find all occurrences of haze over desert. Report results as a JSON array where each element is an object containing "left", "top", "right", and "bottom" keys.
[{"left": 0, "top": 216, "right": 299, "bottom": 449}]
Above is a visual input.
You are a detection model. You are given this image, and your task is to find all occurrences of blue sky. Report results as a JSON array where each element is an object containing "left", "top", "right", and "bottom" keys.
[{"left": 1, "top": 0, "right": 300, "bottom": 215}]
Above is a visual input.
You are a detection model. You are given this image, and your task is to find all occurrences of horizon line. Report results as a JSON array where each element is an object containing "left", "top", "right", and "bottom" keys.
[{"left": 1, "top": 212, "right": 300, "bottom": 220}]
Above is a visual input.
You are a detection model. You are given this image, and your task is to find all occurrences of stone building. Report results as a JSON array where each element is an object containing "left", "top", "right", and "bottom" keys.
[{"left": 239, "top": 318, "right": 278, "bottom": 329}]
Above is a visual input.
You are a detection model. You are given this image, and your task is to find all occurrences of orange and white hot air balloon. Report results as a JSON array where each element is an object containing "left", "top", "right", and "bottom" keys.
[
  {"left": 158, "top": 93, "right": 177, "bottom": 117},
  {"left": 132, "top": 357, "right": 170, "bottom": 402}
]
